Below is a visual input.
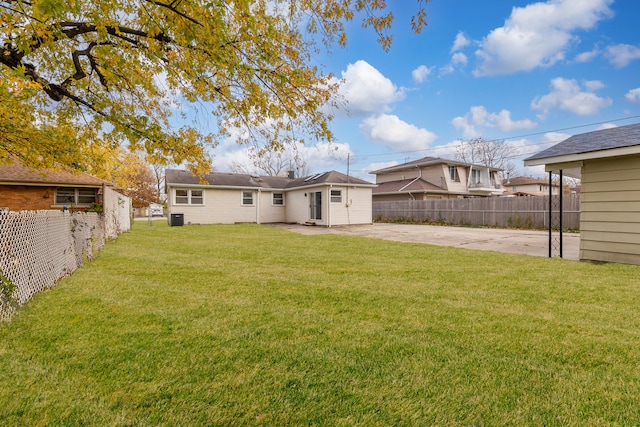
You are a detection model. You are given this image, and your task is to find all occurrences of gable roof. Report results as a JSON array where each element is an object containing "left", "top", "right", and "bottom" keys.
[
  {"left": 0, "top": 159, "right": 111, "bottom": 187},
  {"left": 524, "top": 122, "right": 640, "bottom": 166},
  {"left": 373, "top": 178, "right": 447, "bottom": 195},
  {"left": 370, "top": 156, "right": 502, "bottom": 175},
  {"left": 165, "top": 169, "right": 374, "bottom": 191}
]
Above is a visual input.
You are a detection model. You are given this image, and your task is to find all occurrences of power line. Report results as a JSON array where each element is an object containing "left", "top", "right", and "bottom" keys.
[{"left": 347, "top": 114, "right": 640, "bottom": 162}]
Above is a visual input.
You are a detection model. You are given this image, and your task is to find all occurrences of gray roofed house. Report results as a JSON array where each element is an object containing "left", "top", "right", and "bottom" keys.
[
  {"left": 524, "top": 122, "right": 640, "bottom": 265},
  {"left": 165, "top": 169, "right": 376, "bottom": 227},
  {"left": 370, "top": 156, "right": 504, "bottom": 201}
]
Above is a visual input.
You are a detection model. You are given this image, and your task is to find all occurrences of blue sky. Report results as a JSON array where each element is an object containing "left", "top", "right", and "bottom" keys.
[{"left": 211, "top": 0, "right": 640, "bottom": 180}]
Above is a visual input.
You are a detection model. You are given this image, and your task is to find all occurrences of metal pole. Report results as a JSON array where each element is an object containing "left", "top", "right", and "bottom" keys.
[
  {"left": 559, "top": 169, "right": 563, "bottom": 258},
  {"left": 549, "top": 170, "right": 552, "bottom": 258}
]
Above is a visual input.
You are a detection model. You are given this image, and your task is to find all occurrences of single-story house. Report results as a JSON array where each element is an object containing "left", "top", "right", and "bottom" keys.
[
  {"left": 369, "top": 156, "right": 504, "bottom": 201},
  {"left": 524, "top": 122, "right": 640, "bottom": 265},
  {"left": 0, "top": 159, "right": 111, "bottom": 211},
  {"left": 165, "top": 169, "right": 376, "bottom": 226}
]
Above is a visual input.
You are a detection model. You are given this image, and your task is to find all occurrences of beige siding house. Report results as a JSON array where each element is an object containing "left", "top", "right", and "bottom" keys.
[
  {"left": 370, "top": 157, "right": 504, "bottom": 201},
  {"left": 524, "top": 122, "right": 640, "bottom": 265},
  {"left": 165, "top": 170, "right": 375, "bottom": 227},
  {"left": 502, "top": 176, "right": 561, "bottom": 196}
]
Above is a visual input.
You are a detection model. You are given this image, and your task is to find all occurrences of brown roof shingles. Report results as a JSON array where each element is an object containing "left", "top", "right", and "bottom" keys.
[{"left": 0, "top": 160, "right": 111, "bottom": 187}]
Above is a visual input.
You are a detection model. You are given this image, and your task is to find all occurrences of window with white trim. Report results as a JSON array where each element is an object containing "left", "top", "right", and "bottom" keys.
[
  {"left": 55, "top": 187, "right": 97, "bottom": 206},
  {"left": 242, "top": 191, "right": 254, "bottom": 206},
  {"left": 330, "top": 189, "right": 342, "bottom": 203},
  {"left": 272, "top": 193, "right": 284, "bottom": 206},
  {"left": 449, "top": 166, "right": 459, "bottom": 182},
  {"left": 471, "top": 169, "right": 481, "bottom": 184},
  {"left": 174, "top": 189, "right": 204, "bottom": 205}
]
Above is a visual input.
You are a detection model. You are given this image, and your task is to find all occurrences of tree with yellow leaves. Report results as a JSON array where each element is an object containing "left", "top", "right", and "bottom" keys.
[{"left": 0, "top": 0, "right": 428, "bottom": 175}]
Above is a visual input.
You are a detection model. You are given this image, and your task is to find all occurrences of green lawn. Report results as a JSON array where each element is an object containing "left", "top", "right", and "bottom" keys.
[{"left": 1, "top": 222, "right": 639, "bottom": 426}]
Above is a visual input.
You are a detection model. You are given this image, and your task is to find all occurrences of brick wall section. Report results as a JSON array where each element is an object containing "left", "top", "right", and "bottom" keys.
[{"left": 0, "top": 186, "right": 60, "bottom": 211}]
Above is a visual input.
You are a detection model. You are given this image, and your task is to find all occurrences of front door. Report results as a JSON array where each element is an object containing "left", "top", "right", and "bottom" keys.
[{"left": 309, "top": 191, "right": 322, "bottom": 220}]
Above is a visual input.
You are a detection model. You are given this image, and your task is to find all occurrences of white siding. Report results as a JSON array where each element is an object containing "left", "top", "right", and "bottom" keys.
[
  {"left": 259, "top": 190, "right": 287, "bottom": 223},
  {"left": 168, "top": 187, "right": 259, "bottom": 224},
  {"left": 328, "top": 186, "right": 372, "bottom": 226},
  {"left": 580, "top": 154, "right": 640, "bottom": 265},
  {"left": 285, "top": 188, "right": 315, "bottom": 225}
]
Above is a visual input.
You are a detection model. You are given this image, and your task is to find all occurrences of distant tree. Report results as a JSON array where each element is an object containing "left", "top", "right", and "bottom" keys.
[
  {"left": 230, "top": 140, "right": 312, "bottom": 177},
  {"left": 454, "top": 137, "right": 518, "bottom": 181},
  {"left": 111, "top": 152, "right": 160, "bottom": 208},
  {"left": 1, "top": 0, "right": 429, "bottom": 175}
]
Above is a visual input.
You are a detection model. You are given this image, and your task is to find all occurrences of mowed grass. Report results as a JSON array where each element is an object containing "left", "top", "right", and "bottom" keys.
[{"left": 1, "top": 222, "right": 640, "bottom": 426}]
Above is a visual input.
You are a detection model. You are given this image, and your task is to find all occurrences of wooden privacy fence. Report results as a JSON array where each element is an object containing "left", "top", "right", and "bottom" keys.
[{"left": 373, "top": 195, "right": 580, "bottom": 230}]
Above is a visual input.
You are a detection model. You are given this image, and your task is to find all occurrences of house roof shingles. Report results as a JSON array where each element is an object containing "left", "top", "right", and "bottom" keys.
[
  {"left": 373, "top": 178, "right": 446, "bottom": 195},
  {"left": 165, "top": 169, "right": 375, "bottom": 190},
  {"left": 525, "top": 122, "right": 640, "bottom": 162},
  {"left": 0, "top": 159, "right": 111, "bottom": 187},
  {"left": 370, "top": 156, "right": 503, "bottom": 175}
]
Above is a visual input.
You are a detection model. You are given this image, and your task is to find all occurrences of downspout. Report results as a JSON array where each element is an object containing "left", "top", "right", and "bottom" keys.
[
  {"left": 399, "top": 166, "right": 422, "bottom": 192},
  {"left": 328, "top": 185, "right": 332, "bottom": 228},
  {"left": 256, "top": 188, "right": 261, "bottom": 224}
]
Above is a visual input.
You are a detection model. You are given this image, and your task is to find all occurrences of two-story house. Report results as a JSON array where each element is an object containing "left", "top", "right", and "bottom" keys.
[
  {"left": 370, "top": 157, "right": 504, "bottom": 202},
  {"left": 502, "top": 176, "right": 561, "bottom": 196}
]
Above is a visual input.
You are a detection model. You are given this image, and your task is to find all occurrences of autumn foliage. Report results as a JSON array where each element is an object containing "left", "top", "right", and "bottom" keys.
[{"left": 0, "top": 1, "right": 428, "bottom": 175}]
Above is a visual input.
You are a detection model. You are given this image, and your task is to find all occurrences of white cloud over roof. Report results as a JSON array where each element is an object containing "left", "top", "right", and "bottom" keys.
[
  {"left": 625, "top": 88, "right": 640, "bottom": 103},
  {"left": 336, "top": 60, "right": 405, "bottom": 116},
  {"left": 452, "top": 106, "right": 537, "bottom": 139},
  {"left": 360, "top": 114, "right": 437, "bottom": 151},
  {"left": 531, "top": 77, "right": 612, "bottom": 117},
  {"left": 474, "top": 0, "right": 614, "bottom": 76}
]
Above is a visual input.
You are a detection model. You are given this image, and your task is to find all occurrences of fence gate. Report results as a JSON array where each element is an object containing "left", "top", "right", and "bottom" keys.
[{"left": 548, "top": 170, "right": 563, "bottom": 258}]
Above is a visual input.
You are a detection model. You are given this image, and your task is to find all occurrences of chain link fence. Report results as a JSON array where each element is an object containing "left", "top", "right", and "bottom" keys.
[{"left": 1, "top": 200, "right": 129, "bottom": 320}]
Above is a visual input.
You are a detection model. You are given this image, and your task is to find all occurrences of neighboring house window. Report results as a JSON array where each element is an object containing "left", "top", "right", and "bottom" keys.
[
  {"left": 471, "top": 169, "right": 481, "bottom": 184},
  {"left": 272, "top": 193, "right": 284, "bottom": 206},
  {"left": 330, "top": 189, "right": 342, "bottom": 203},
  {"left": 242, "top": 191, "right": 254, "bottom": 206},
  {"left": 175, "top": 189, "right": 204, "bottom": 205},
  {"left": 55, "top": 187, "right": 97, "bottom": 205},
  {"left": 449, "top": 166, "right": 459, "bottom": 182}
]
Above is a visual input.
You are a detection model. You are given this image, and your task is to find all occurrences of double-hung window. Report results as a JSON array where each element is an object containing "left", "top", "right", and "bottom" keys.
[
  {"left": 330, "top": 189, "right": 342, "bottom": 203},
  {"left": 174, "top": 189, "right": 204, "bottom": 205},
  {"left": 449, "top": 166, "right": 459, "bottom": 182},
  {"left": 242, "top": 191, "right": 254, "bottom": 206},
  {"left": 272, "top": 193, "right": 284, "bottom": 206}
]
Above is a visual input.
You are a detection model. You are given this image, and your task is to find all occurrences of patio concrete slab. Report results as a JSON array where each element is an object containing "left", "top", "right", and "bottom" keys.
[{"left": 267, "top": 223, "right": 580, "bottom": 260}]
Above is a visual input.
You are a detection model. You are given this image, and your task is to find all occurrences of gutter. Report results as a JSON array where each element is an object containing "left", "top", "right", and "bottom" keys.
[{"left": 398, "top": 165, "right": 422, "bottom": 192}]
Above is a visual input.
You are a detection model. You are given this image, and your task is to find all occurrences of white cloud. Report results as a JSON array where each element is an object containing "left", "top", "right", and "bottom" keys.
[
  {"left": 474, "top": 0, "right": 613, "bottom": 76},
  {"left": 574, "top": 47, "right": 600, "bottom": 63},
  {"left": 605, "top": 44, "right": 640, "bottom": 68},
  {"left": 412, "top": 65, "right": 434, "bottom": 83},
  {"left": 451, "top": 32, "right": 471, "bottom": 52},
  {"left": 360, "top": 114, "right": 437, "bottom": 151},
  {"left": 531, "top": 77, "right": 612, "bottom": 117},
  {"left": 366, "top": 161, "right": 398, "bottom": 174},
  {"left": 336, "top": 60, "right": 405, "bottom": 116},
  {"left": 452, "top": 106, "right": 537, "bottom": 139},
  {"left": 451, "top": 52, "right": 468, "bottom": 66},
  {"left": 625, "top": 88, "right": 640, "bottom": 103},
  {"left": 584, "top": 80, "right": 605, "bottom": 91}
]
